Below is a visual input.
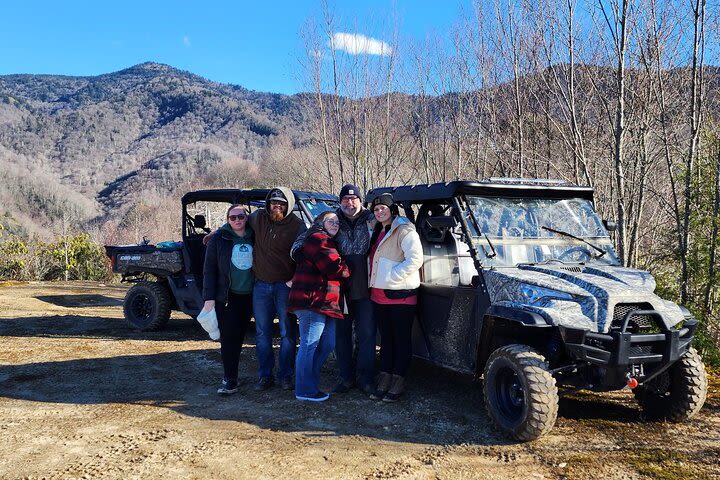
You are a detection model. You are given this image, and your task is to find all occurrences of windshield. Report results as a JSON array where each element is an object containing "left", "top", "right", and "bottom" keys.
[
  {"left": 300, "top": 199, "right": 338, "bottom": 220},
  {"left": 464, "top": 196, "right": 620, "bottom": 267}
]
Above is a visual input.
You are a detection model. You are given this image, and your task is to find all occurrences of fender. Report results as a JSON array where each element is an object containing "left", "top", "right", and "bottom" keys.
[
  {"left": 484, "top": 305, "right": 551, "bottom": 326},
  {"left": 476, "top": 305, "right": 553, "bottom": 375}
]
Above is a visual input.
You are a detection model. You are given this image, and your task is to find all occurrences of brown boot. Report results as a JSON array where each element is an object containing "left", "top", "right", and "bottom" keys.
[
  {"left": 382, "top": 375, "right": 405, "bottom": 403},
  {"left": 370, "top": 372, "right": 392, "bottom": 400}
]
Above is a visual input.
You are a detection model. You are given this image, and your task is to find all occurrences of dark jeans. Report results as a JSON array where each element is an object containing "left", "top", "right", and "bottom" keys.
[
  {"left": 374, "top": 302, "right": 415, "bottom": 377},
  {"left": 216, "top": 292, "right": 253, "bottom": 383},
  {"left": 335, "top": 298, "right": 376, "bottom": 386}
]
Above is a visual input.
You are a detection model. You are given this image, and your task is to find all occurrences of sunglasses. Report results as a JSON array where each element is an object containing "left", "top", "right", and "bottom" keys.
[
  {"left": 324, "top": 219, "right": 340, "bottom": 226},
  {"left": 228, "top": 214, "right": 247, "bottom": 221}
]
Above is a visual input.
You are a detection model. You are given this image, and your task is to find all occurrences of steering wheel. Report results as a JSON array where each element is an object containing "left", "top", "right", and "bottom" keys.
[{"left": 558, "top": 246, "right": 593, "bottom": 262}]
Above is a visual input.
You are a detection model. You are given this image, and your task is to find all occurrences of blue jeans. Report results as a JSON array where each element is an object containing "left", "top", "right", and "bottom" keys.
[
  {"left": 295, "top": 309, "right": 336, "bottom": 397},
  {"left": 335, "top": 298, "right": 376, "bottom": 386},
  {"left": 253, "top": 280, "right": 296, "bottom": 380}
]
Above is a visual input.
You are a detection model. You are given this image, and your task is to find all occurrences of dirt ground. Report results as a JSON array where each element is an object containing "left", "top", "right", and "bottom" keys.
[{"left": 0, "top": 281, "right": 718, "bottom": 480}]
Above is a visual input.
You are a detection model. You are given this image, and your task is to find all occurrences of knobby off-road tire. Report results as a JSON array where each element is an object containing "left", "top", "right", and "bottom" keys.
[
  {"left": 633, "top": 348, "right": 708, "bottom": 421},
  {"left": 123, "top": 281, "right": 172, "bottom": 331},
  {"left": 483, "top": 344, "right": 559, "bottom": 442}
]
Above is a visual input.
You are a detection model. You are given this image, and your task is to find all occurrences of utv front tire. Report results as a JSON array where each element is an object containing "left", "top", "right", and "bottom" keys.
[
  {"left": 634, "top": 348, "right": 707, "bottom": 421},
  {"left": 123, "top": 281, "right": 172, "bottom": 331},
  {"left": 483, "top": 344, "right": 559, "bottom": 441}
]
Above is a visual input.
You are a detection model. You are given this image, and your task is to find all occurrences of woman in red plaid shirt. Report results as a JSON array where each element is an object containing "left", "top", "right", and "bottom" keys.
[{"left": 288, "top": 211, "right": 351, "bottom": 402}]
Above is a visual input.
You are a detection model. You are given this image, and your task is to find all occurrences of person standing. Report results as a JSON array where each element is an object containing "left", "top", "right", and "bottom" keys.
[
  {"left": 288, "top": 211, "right": 350, "bottom": 402},
  {"left": 367, "top": 193, "right": 423, "bottom": 402},
  {"left": 249, "top": 187, "right": 306, "bottom": 391},
  {"left": 201, "top": 204, "right": 254, "bottom": 395},
  {"left": 331, "top": 184, "right": 377, "bottom": 394}
]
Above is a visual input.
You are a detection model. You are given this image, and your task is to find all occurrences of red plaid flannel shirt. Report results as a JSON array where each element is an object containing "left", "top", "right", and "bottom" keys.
[{"left": 287, "top": 230, "right": 351, "bottom": 319}]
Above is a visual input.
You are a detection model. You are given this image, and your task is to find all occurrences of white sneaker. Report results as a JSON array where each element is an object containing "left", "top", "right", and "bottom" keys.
[
  {"left": 217, "top": 379, "right": 239, "bottom": 395},
  {"left": 295, "top": 391, "right": 330, "bottom": 402}
]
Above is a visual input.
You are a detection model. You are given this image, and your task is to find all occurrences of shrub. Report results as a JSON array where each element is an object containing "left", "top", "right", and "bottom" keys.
[{"left": 0, "top": 232, "right": 112, "bottom": 282}]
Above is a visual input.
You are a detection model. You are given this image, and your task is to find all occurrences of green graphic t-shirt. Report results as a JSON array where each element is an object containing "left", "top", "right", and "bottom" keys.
[{"left": 222, "top": 223, "right": 254, "bottom": 294}]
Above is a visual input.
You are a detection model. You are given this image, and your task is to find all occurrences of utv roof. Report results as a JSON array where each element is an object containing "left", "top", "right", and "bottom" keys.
[
  {"left": 366, "top": 179, "right": 595, "bottom": 203},
  {"left": 182, "top": 188, "right": 337, "bottom": 206}
]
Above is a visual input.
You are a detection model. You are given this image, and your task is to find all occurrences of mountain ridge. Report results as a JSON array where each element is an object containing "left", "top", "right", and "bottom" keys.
[{"left": 1, "top": 62, "right": 718, "bottom": 241}]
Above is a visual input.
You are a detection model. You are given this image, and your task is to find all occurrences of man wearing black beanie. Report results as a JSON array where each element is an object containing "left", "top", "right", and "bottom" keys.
[{"left": 332, "top": 184, "right": 378, "bottom": 394}]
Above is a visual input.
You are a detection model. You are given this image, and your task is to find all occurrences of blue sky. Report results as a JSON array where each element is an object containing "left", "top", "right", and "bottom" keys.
[{"left": 0, "top": 1, "right": 466, "bottom": 94}]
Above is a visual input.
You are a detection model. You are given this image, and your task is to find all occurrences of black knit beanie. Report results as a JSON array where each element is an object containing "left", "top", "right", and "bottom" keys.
[{"left": 339, "top": 184, "right": 362, "bottom": 201}]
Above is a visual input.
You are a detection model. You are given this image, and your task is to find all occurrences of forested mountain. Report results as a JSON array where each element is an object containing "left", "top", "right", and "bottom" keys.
[
  {"left": 0, "top": 61, "right": 718, "bottom": 246},
  {"left": 0, "top": 62, "right": 313, "bottom": 238}
]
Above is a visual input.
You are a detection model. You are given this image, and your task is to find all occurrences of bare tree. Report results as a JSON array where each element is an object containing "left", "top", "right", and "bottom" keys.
[
  {"left": 680, "top": 0, "right": 708, "bottom": 303},
  {"left": 596, "top": 0, "right": 632, "bottom": 265}
]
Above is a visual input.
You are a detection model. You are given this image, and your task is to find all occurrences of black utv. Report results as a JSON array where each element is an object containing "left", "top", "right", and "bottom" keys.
[
  {"left": 105, "top": 188, "right": 337, "bottom": 330},
  {"left": 365, "top": 179, "right": 707, "bottom": 441}
]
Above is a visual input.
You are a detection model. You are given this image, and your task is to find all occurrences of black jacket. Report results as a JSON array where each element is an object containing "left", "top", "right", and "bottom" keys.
[
  {"left": 203, "top": 227, "right": 252, "bottom": 304},
  {"left": 335, "top": 208, "right": 375, "bottom": 300}
]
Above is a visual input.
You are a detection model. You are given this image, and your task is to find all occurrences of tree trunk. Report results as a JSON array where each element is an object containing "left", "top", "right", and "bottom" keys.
[{"left": 680, "top": 0, "right": 706, "bottom": 304}]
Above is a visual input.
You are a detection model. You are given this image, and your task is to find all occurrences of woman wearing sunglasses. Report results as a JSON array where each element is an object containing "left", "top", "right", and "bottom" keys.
[
  {"left": 202, "top": 204, "right": 254, "bottom": 395},
  {"left": 287, "top": 211, "right": 350, "bottom": 402}
]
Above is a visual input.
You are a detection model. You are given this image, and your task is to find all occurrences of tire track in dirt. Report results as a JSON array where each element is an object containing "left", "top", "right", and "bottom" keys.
[
  {"left": 362, "top": 443, "right": 554, "bottom": 479},
  {"left": 43, "top": 428, "right": 184, "bottom": 479}
]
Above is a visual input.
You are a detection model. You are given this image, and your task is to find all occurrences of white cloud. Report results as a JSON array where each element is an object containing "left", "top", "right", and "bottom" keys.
[
  {"left": 330, "top": 32, "right": 392, "bottom": 56},
  {"left": 183, "top": 36, "right": 191, "bottom": 47}
]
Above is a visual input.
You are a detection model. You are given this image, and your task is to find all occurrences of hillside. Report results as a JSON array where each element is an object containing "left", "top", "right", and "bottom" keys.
[
  {"left": 1, "top": 62, "right": 718, "bottom": 241},
  {"left": 0, "top": 62, "right": 311, "bottom": 237}
]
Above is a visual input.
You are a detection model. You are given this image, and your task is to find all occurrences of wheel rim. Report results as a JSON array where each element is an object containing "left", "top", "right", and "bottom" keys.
[
  {"left": 494, "top": 365, "right": 525, "bottom": 422},
  {"left": 129, "top": 293, "right": 154, "bottom": 322}
]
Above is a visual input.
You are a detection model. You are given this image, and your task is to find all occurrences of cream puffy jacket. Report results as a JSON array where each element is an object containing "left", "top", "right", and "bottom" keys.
[{"left": 368, "top": 216, "right": 423, "bottom": 291}]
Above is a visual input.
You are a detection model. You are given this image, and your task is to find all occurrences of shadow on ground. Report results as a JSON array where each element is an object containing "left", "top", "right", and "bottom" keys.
[
  {"left": 0, "top": 347, "right": 502, "bottom": 448},
  {"left": 558, "top": 394, "right": 641, "bottom": 422},
  {"left": 35, "top": 294, "right": 125, "bottom": 308},
  {"left": 0, "top": 313, "right": 206, "bottom": 341},
  {"left": 2, "top": 309, "right": 707, "bottom": 447}
]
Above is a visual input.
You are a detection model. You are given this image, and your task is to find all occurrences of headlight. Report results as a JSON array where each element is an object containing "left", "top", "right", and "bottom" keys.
[{"left": 519, "top": 284, "right": 574, "bottom": 305}]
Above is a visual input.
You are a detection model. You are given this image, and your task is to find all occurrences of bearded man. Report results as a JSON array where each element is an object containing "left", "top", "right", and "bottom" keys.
[{"left": 248, "top": 187, "right": 306, "bottom": 391}]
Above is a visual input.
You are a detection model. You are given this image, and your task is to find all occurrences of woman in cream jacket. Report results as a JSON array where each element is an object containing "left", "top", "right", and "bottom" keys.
[{"left": 367, "top": 193, "right": 423, "bottom": 402}]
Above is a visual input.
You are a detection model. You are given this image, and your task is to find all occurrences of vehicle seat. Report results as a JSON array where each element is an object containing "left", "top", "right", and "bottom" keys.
[
  {"left": 416, "top": 204, "right": 459, "bottom": 286},
  {"left": 189, "top": 214, "right": 211, "bottom": 234},
  {"left": 183, "top": 234, "right": 207, "bottom": 282}
]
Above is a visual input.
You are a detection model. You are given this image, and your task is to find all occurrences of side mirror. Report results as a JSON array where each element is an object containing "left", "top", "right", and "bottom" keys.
[{"left": 603, "top": 219, "right": 617, "bottom": 232}]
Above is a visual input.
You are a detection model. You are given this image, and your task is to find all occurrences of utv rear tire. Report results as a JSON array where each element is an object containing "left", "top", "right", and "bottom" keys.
[
  {"left": 634, "top": 348, "right": 707, "bottom": 421},
  {"left": 123, "top": 281, "right": 172, "bottom": 331},
  {"left": 483, "top": 344, "right": 559, "bottom": 441}
]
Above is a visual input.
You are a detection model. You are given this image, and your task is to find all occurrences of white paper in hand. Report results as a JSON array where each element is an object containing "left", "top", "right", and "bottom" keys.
[{"left": 197, "top": 308, "right": 220, "bottom": 340}]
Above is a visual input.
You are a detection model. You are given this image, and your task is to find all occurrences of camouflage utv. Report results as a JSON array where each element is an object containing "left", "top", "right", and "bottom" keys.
[
  {"left": 105, "top": 188, "right": 337, "bottom": 330},
  {"left": 366, "top": 179, "right": 707, "bottom": 441}
]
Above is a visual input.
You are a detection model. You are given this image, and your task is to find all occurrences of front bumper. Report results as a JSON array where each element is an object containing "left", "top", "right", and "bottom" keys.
[{"left": 559, "top": 311, "right": 698, "bottom": 387}]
